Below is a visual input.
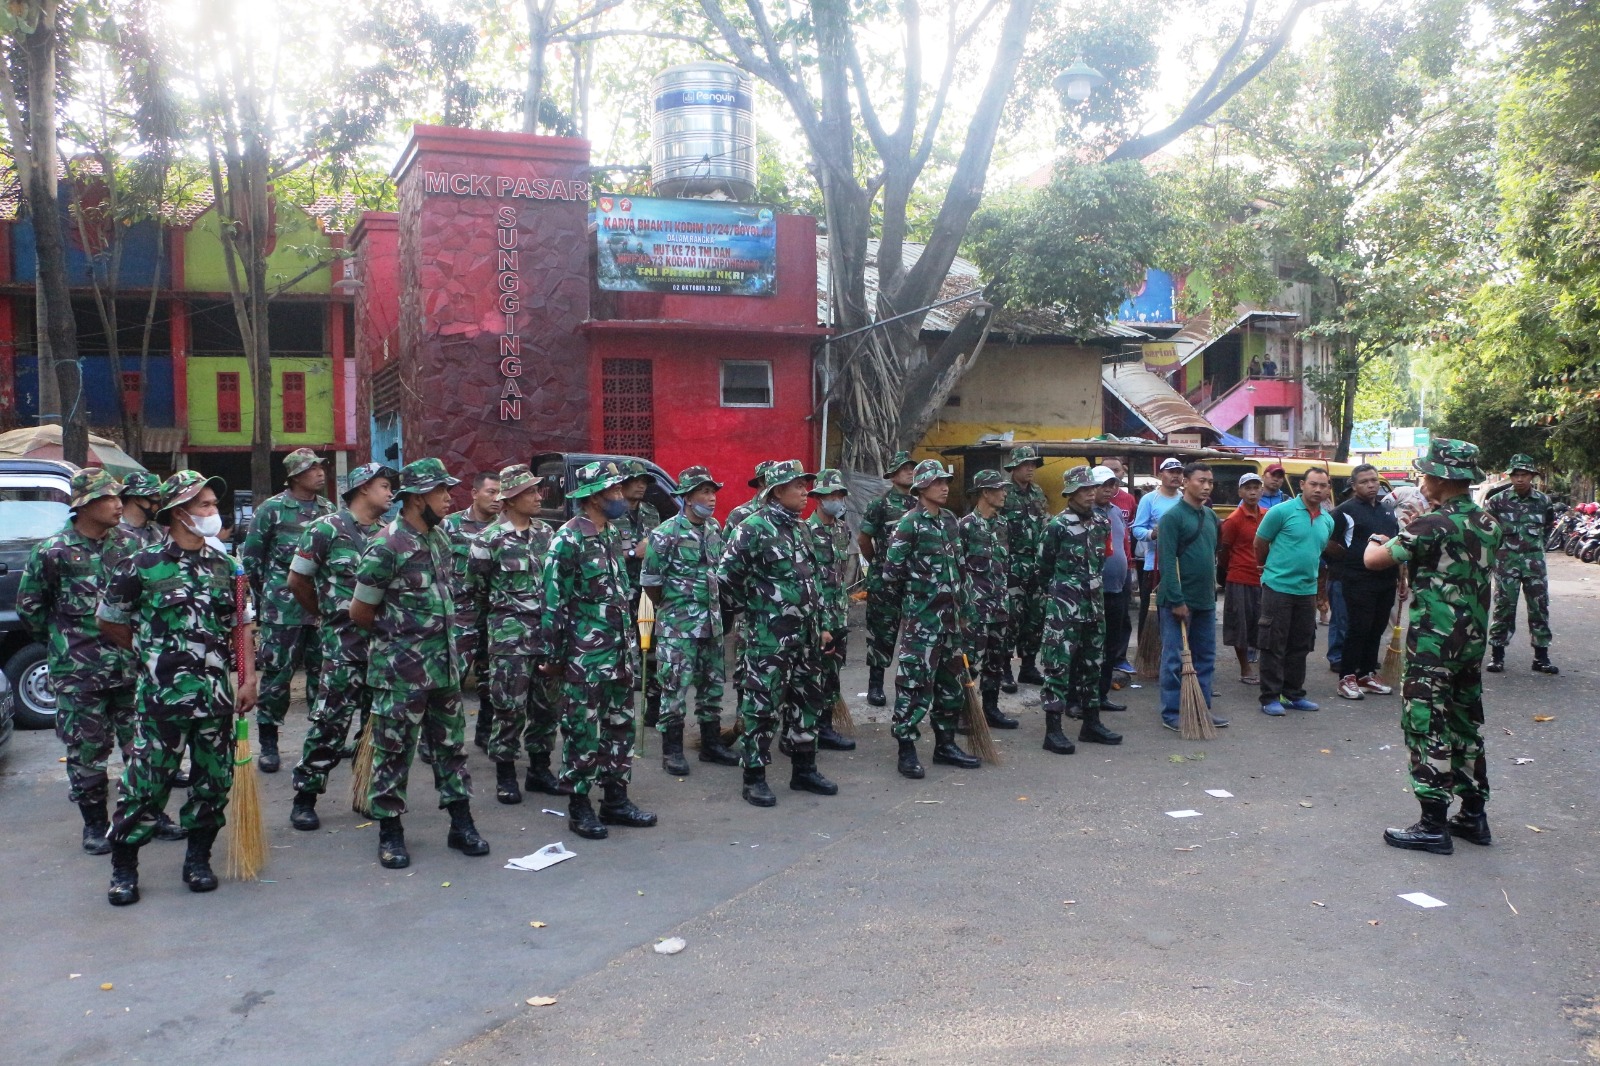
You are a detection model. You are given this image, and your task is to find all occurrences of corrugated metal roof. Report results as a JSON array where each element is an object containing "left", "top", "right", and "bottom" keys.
[
  {"left": 1175, "top": 307, "right": 1301, "bottom": 367},
  {"left": 1101, "top": 361, "right": 1216, "bottom": 439}
]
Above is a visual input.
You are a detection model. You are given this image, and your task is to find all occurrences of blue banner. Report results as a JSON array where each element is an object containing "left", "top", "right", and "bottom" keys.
[{"left": 593, "top": 194, "right": 777, "bottom": 296}]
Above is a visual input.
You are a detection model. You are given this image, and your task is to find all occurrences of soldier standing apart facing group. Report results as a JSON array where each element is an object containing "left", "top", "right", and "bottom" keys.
[
  {"left": 350, "top": 459, "right": 489, "bottom": 870},
  {"left": 807, "top": 469, "right": 859, "bottom": 751},
  {"left": 1364, "top": 439, "right": 1501, "bottom": 855},
  {"left": 881, "top": 460, "right": 981, "bottom": 780},
  {"left": 469, "top": 464, "right": 559, "bottom": 806},
  {"left": 285, "top": 463, "right": 397, "bottom": 830},
  {"left": 1037, "top": 465, "right": 1121, "bottom": 754},
  {"left": 640, "top": 466, "right": 740, "bottom": 776},
  {"left": 956, "top": 468, "right": 1019, "bottom": 732},
  {"left": 999, "top": 445, "right": 1048, "bottom": 690},
  {"left": 859, "top": 451, "right": 917, "bottom": 707},
  {"left": 1487, "top": 454, "right": 1559, "bottom": 675},
  {"left": 536, "top": 461, "right": 657, "bottom": 840},
  {"left": 241, "top": 447, "right": 333, "bottom": 773},
  {"left": 97, "top": 472, "right": 259, "bottom": 906},
  {"left": 440, "top": 471, "right": 501, "bottom": 752}
]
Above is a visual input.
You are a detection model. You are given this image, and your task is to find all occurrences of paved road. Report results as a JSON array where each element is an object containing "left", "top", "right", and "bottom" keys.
[{"left": 3, "top": 557, "right": 1599, "bottom": 1065}]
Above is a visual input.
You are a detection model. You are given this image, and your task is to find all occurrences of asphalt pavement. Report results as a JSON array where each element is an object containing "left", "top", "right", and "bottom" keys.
[{"left": 3, "top": 557, "right": 1599, "bottom": 1065}]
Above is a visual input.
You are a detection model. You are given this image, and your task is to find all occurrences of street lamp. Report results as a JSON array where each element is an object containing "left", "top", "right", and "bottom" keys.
[{"left": 1053, "top": 59, "right": 1106, "bottom": 104}]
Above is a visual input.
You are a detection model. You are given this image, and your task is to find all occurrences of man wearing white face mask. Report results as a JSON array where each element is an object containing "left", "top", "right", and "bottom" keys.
[{"left": 807, "top": 468, "right": 858, "bottom": 751}]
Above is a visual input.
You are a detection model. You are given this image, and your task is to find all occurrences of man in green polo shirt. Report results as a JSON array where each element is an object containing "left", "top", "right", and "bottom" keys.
[
  {"left": 1156, "top": 461, "right": 1225, "bottom": 732},
  {"left": 1253, "top": 466, "right": 1335, "bottom": 716}
]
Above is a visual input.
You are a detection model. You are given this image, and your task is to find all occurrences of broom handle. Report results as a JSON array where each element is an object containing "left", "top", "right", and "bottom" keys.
[{"left": 233, "top": 566, "right": 249, "bottom": 697}]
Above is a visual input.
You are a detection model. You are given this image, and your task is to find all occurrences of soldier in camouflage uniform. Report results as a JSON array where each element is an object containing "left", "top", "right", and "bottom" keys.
[
  {"left": 283, "top": 462, "right": 397, "bottom": 830},
  {"left": 440, "top": 471, "right": 502, "bottom": 751},
  {"left": 724, "top": 460, "right": 777, "bottom": 709},
  {"left": 468, "top": 464, "right": 560, "bottom": 806},
  {"left": 859, "top": 451, "right": 917, "bottom": 707},
  {"left": 535, "top": 461, "right": 658, "bottom": 840},
  {"left": 727, "top": 461, "right": 777, "bottom": 529},
  {"left": 240, "top": 447, "right": 332, "bottom": 772},
  {"left": 1037, "top": 466, "right": 1121, "bottom": 752},
  {"left": 97, "top": 471, "right": 259, "bottom": 905},
  {"left": 17, "top": 469, "right": 185, "bottom": 853},
  {"left": 1000, "top": 444, "right": 1049, "bottom": 688},
  {"left": 617, "top": 461, "right": 663, "bottom": 725},
  {"left": 956, "top": 468, "right": 1018, "bottom": 732},
  {"left": 1487, "top": 453, "right": 1558, "bottom": 675},
  {"left": 1364, "top": 439, "right": 1502, "bottom": 855},
  {"left": 116, "top": 471, "right": 165, "bottom": 548},
  {"left": 881, "top": 460, "right": 981, "bottom": 779},
  {"left": 807, "top": 468, "right": 858, "bottom": 751},
  {"left": 349, "top": 458, "right": 490, "bottom": 869},
  {"left": 717, "top": 460, "right": 838, "bottom": 807},
  {"left": 641, "top": 466, "right": 740, "bottom": 775}
]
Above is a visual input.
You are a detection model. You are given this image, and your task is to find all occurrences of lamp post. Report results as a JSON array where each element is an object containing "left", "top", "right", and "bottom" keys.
[{"left": 1053, "top": 59, "right": 1106, "bottom": 104}]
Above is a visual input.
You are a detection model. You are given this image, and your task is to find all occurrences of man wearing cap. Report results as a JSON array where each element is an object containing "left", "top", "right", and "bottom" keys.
[
  {"left": 724, "top": 461, "right": 777, "bottom": 715},
  {"left": 469, "top": 464, "right": 559, "bottom": 805},
  {"left": 881, "top": 459, "right": 981, "bottom": 779},
  {"left": 283, "top": 462, "right": 396, "bottom": 830},
  {"left": 1091, "top": 465, "right": 1132, "bottom": 716},
  {"left": 1254, "top": 466, "right": 1335, "bottom": 716},
  {"left": 1219, "top": 471, "right": 1265, "bottom": 684},
  {"left": 727, "top": 461, "right": 777, "bottom": 529},
  {"left": 999, "top": 445, "right": 1049, "bottom": 688},
  {"left": 1157, "top": 462, "right": 1226, "bottom": 732},
  {"left": 642, "top": 466, "right": 740, "bottom": 774},
  {"left": 1364, "top": 439, "right": 1501, "bottom": 854},
  {"left": 718, "top": 460, "right": 837, "bottom": 806},
  {"left": 240, "top": 447, "right": 332, "bottom": 772},
  {"left": 1258, "top": 464, "right": 1288, "bottom": 510},
  {"left": 1038, "top": 465, "right": 1121, "bottom": 752},
  {"left": 1133, "top": 457, "right": 1185, "bottom": 647},
  {"left": 617, "top": 461, "right": 663, "bottom": 725},
  {"left": 1487, "top": 454, "right": 1558, "bottom": 675},
  {"left": 18, "top": 470, "right": 185, "bottom": 853},
  {"left": 97, "top": 471, "right": 258, "bottom": 905},
  {"left": 441, "top": 472, "right": 501, "bottom": 751},
  {"left": 807, "top": 468, "right": 861, "bottom": 749},
  {"left": 859, "top": 451, "right": 918, "bottom": 707},
  {"left": 117, "top": 471, "right": 166, "bottom": 547},
  {"left": 957, "top": 468, "right": 1018, "bottom": 731},
  {"left": 536, "top": 461, "right": 658, "bottom": 839},
  {"left": 1100, "top": 457, "right": 1138, "bottom": 673},
  {"left": 350, "top": 458, "right": 490, "bottom": 869}
]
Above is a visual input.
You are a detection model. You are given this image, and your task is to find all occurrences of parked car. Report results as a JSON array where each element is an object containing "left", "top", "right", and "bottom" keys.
[
  {"left": 0, "top": 457, "right": 75, "bottom": 728},
  {"left": 0, "top": 666, "right": 14, "bottom": 757},
  {"left": 530, "top": 452, "right": 680, "bottom": 524}
]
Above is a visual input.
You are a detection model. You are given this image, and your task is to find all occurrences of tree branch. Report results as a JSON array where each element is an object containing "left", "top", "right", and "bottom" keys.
[{"left": 551, "top": 0, "right": 624, "bottom": 36}]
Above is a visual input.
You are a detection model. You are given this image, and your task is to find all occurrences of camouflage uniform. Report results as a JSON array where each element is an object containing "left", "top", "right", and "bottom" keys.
[
  {"left": 1037, "top": 475, "right": 1108, "bottom": 715},
  {"left": 16, "top": 472, "right": 140, "bottom": 811},
  {"left": 1487, "top": 458, "right": 1554, "bottom": 653},
  {"left": 240, "top": 448, "right": 332, "bottom": 730},
  {"left": 807, "top": 470, "right": 854, "bottom": 705},
  {"left": 955, "top": 476, "right": 1011, "bottom": 698},
  {"left": 641, "top": 502, "right": 726, "bottom": 731},
  {"left": 617, "top": 468, "right": 662, "bottom": 715},
  {"left": 116, "top": 471, "right": 166, "bottom": 549},
  {"left": 1000, "top": 446, "right": 1049, "bottom": 669},
  {"left": 725, "top": 461, "right": 776, "bottom": 700},
  {"left": 860, "top": 455, "right": 918, "bottom": 675},
  {"left": 439, "top": 506, "right": 495, "bottom": 719}
]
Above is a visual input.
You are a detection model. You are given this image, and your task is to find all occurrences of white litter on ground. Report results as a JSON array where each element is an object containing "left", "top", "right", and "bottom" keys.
[
  {"left": 1166, "top": 810, "right": 1202, "bottom": 819},
  {"left": 1398, "top": 892, "right": 1447, "bottom": 908},
  {"left": 505, "top": 842, "right": 576, "bottom": 871},
  {"left": 1204, "top": 789, "right": 1233, "bottom": 798}
]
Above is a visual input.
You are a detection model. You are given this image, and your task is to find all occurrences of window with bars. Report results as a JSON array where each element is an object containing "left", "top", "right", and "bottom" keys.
[
  {"left": 216, "top": 372, "right": 242, "bottom": 433},
  {"left": 120, "top": 371, "right": 142, "bottom": 413},
  {"left": 601, "top": 358, "right": 655, "bottom": 459},
  {"left": 282, "top": 371, "right": 306, "bottom": 433},
  {"left": 720, "top": 360, "right": 773, "bottom": 407}
]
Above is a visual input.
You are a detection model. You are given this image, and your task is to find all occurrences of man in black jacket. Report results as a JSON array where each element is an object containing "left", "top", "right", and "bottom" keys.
[{"left": 1329, "top": 464, "right": 1404, "bottom": 699}]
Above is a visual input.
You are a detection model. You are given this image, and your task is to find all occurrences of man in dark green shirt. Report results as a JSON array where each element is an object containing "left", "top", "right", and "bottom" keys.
[{"left": 1155, "top": 462, "right": 1225, "bottom": 732}]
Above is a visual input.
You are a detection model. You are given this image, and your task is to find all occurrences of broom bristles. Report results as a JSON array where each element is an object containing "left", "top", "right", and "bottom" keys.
[
  {"left": 960, "top": 660, "right": 1001, "bottom": 764},
  {"left": 1177, "top": 623, "right": 1217, "bottom": 741},
  {"left": 349, "top": 713, "right": 376, "bottom": 816},
  {"left": 224, "top": 719, "right": 267, "bottom": 881},
  {"left": 1379, "top": 594, "right": 1405, "bottom": 688},
  {"left": 832, "top": 694, "right": 856, "bottom": 737},
  {"left": 1135, "top": 596, "right": 1163, "bottom": 679}
]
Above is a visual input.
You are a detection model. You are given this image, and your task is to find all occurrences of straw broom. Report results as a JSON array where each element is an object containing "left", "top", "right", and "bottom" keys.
[
  {"left": 960, "top": 652, "right": 1001, "bottom": 765},
  {"left": 349, "top": 710, "right": 376, "bottom": 816},
  {"left": 831, "top": 694, "right": 856, "bottom": 737},
  {"left": 224, "top": 565, "right": 267, "bottom": 881},
  {"left": 635, "top": 594, "right": 654, "bottom": 756},
  {"left": 1379, "top": 588, "right": 1406, "bottom": 689},
  {"left": 1176, "top": 618, "right": 1217, "bottom": 741},
  {"left": 1135, "top": 590, "right": 1162, "bottom": 678}
]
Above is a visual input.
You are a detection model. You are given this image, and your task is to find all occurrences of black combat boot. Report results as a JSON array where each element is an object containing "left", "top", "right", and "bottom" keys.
[
  {"left": 1042, "top": 709, "right": 1075, "bottom": 754},
  {"left": 1017, "top": 655, "right": 1045, "bottom": 686},
  {"left": 817, "top": 704, "right": 857, "bottom": 750},
  {"left": 446, "top": 800, "right": 491, "bottom": 855},
  {"left": 599, "top": 781, "right": 658, "bottom": 827},
  {"left": 523, "top": 752, "right": 565, "bottom": 795},
  {"left": 661, "top": 723, "right": 691, "bottom": 776},
  {"left": 896, "top": 738, "right": 925, "bottom": 779},
  {"left": 494, "top": 761, "right": 522, "bottom": 805},
  {"left": 567, "top": 794, "right": 609, "bottom": 840},
  {"left": 1383, "top": 799, "right": 1454, "bottom": 854},
  {"left": 1447, "top": 795, "right": 1492, "bottom": 846},
  {"left": 867, "top": 666, "right": 887, "bottom": 707},
  {"left": 378, "top": 816, "right": 410, "bottom": 868},
  {"left": 932, "top": 726, "right": 981, "bottom": 768},
  {"left": 1485, "top": 645, "right": 1505, "bottom": 673},
  {"left": 742, "top": 767, "right": 777, "bottom": 807},
  {"left": 181, "top": 828, "right": 220, "bottom": 892},
  {"left": 153, "top": 809, "right": 188, "bottom": 841},
  {"left": 290, "top": 790, "right": 321, "bottom": 831},
  {"left": 1077, "top": 706, "right": 1123, "bottom": 746},
  {"left": 789, "top": 750, "right": 839, "bottom": 795},
  {"left": 257, "top": 722, "right": 280, "bottom": 773},
  {"left": 78, "top": 800, "right": 111, "bottom": 855},
  {"left": 697, "top": 720, "right": 741, "bottom": 766},
  {"left": 1099, "top": 696, "right": 1128, "bottom": 712},
  {"left": 1000, "top": 660, "right": 1018, "bottom": 694},
  {"left": 982, "top": 689, "right": 1018, "bottom": 730},
  {"left": 643, "top": 687, "right": 662, "bottom": 729},
  {"left": 472, "top": 709, "right": 491, "bottom": 752},
  {"left": 1532, "top": 647, "right": 1560, "bottom": 675},
  {"left": 107, "top": 840, "right": 141, "bottom": 906}
]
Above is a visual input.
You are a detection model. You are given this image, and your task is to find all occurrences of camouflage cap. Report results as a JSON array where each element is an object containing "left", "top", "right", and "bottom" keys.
[
  {"left": 1061, "top": 464, "right": 1097, "bottom": 496},
  {"left": 569, "top": 459, "right": 629, "bottom": 500},
  {"left": 158, "top": 470, "right": 227, "bottom": 514},
  {"left": 673, "top": 465, "right": 723, "bottom": 495},
  {"left": 69, "top": 468, "right": 123, "bottom": 510},
  {"left": 746, "top": 460, "right": 777, "bottom": 488},
  {"left": 910, "top": 459, "right": 955, "bottom": 493},
  {"left": 971, "top": 468, "right": 1007, "bottom": 492},
  {"left": 1003, "top": 444, "right": 1042, "bottom": 470},
  {"left": 622, "top": 458, "right": 653, "bottom": 482},
  {"left": 881, "top": 450, "right": 915, "bottom": 478},
  {"left": 808, "top": 467, "right": 849, "bottom": 496},
  {"left": 496, "top": 463, "right": 544, "bottom": 500},
  {"left": 343, "top": 462, "right": 399, "bottom": 502},
  {"left": 1413, "top": 438, "right": 1484, "bottom": 483},
  {"left": 283, "top": 447, "right": 325, "bottom": 480},
  {"left": 761, "top": 460, "right": 815, "bottom": 490},
  {"left": 398, "top": 457, "right": 460, "bottom": 495},
  {"left": 119, "top": 470, "right": 163, "bottom": 499},
  {"left": 1507, "top": 453, "right": 1540, "bottom": 475}
]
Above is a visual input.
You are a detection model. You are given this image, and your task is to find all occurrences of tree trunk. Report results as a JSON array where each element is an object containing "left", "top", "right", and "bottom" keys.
[
  {"left": 522, "top": 0, "right": 551, "bottom": 134},
  {"left": 1334, "top": 337, "right": 1359, "bottom": 462}
]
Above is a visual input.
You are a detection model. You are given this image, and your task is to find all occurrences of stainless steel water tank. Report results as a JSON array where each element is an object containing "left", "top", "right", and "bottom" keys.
[{"left": 651, "top": 62, "right": 758, "bottom": 200}]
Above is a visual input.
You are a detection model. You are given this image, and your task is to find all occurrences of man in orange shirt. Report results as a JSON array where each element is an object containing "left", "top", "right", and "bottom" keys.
[{"left": 1218, "top": 472, "right": 1265, "bottom": 684}]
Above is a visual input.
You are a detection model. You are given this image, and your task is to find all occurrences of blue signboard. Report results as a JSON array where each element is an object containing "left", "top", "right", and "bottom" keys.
[{"left": 593, "top": 194, "right": 777, "bottom": 296}]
